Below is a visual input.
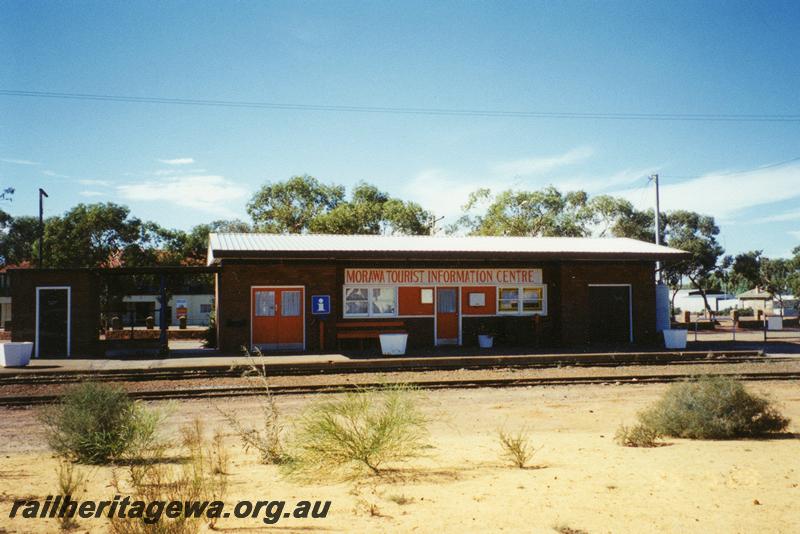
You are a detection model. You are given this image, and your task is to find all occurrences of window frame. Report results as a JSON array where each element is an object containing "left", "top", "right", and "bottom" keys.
[
  {"left": 343, "top": 286, "right": 398, "bottom": 318},
  {"left": 497, "top": 284, "right": 547, "bottom": 315}
]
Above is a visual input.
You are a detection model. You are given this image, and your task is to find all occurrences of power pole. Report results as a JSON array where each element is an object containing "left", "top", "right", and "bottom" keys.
[
  {"left": 649, "top": 174, "right": 661, "bottom": 281},
  {"left": 38, "top": 188, "right": 48, "bottom": 269},
  {"left": 429, "top": 214, "right": 444, "bottom": 235}
]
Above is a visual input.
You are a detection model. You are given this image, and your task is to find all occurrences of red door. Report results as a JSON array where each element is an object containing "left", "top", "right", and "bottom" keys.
[
  {"left": 252, "top": 287, "right": 304, "bottom": 351},
  {"left": 436, "top": 287, "right": 459, "bottom": 345}
]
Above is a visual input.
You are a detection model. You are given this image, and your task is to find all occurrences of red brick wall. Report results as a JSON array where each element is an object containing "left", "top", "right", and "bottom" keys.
[
  {"left": 9, "top": 269, "right": 102, "bottom": 357},
  {"left": 217, "top": 259, "right": 657, "bottom": 352},
  {"left": 216, "top": 261, "right": 338, "bottom": 353},
  {"left": 557, "top": 261, "right": 656, "bottom": 346}
]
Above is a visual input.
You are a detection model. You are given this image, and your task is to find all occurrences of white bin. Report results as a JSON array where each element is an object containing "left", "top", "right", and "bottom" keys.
[
  {"left": 0, "top": 342, "right": 33, "bottom": 367},
  {"left": 767, "top": 316, "right": 783, "bottom": 331},
  {"left": 663, "top": 329, "right": 688, "bottom": 350},
  {"left": 379, "top": 333, "right": 408, "bottom": 356}
]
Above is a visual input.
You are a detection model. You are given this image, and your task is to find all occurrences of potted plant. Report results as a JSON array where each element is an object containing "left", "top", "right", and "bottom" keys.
[{"left": 477, "top": 322, "right": 495, "bottom": 349}]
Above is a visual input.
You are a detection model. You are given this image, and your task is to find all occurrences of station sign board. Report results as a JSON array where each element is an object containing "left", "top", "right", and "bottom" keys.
[{"left": 343, "top": 268, "right": 542, "bottom": 286}]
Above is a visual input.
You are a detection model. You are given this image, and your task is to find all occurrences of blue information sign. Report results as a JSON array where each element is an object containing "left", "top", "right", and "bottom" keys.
[{"left": 311, "top": 295, "right": 331, "bottom": 315}]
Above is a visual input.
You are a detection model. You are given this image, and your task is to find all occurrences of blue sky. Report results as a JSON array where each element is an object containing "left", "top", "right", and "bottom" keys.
[{"left": 1, "top": 0, "right": 798, "bottom": 257}]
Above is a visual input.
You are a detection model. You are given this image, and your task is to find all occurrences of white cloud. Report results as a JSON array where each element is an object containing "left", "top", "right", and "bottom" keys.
[
  {"left": 400, "top": 168, "right": 504, "bottom": 220},
  {"left": 610, "top": 162, "right": 800, "bottom": 222},
  {"left": 43, "top": 170, "right": 70, "bottom": 178},
  {"left": 158, "top": 157, "right": 195, "bottom": 165},
  {"left": 117, "top": 175, "right": 248, "bottom": 216},
  {"left": 1, "top": 158, "right": 40, "bottom": 165},
  {"left": 761, "top": 209, "right": 800, "bottom": 223},
  {"left": 788, "top": 230, "right": 800, "bottom": 240},
  {"left": 491, "top": 146, "right": 594, "bottom": 177},
  {"left": 78, "top": 179, "right": 111, "bottom": 187},
  {"left": 550, "top": 167, "right": 654, "bottom": 194},
  {"left": 79, "top": 191, "right": 104, "bottom": 197},
  {"left": 152, "top": 168, "right": 207, "bottom": 176}
]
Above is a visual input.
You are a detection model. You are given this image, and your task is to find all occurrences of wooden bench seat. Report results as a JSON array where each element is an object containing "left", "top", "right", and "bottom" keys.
[
  {"left": 336, "top": 329, "right": 406, "bottom": 339},
  {"left": 335, "top": 320, "right": 407, "bottom": 349}
]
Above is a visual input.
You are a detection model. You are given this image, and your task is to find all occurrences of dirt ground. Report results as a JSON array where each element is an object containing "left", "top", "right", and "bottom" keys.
[{"left": 1, "top": 382, "right": 798, "bottom": 533}]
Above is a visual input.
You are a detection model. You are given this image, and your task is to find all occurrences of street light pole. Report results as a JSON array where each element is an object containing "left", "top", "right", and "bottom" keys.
[{"left": 38, "top": 188, "right": 48, "bottom": 269}]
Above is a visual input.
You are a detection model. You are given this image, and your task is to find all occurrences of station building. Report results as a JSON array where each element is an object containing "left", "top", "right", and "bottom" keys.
[
  {"left": 208, "top": 233, "right": 686, "bottom": 353},
  {"left": 9, "top": 233, "right": 685, "bottom": 358}
]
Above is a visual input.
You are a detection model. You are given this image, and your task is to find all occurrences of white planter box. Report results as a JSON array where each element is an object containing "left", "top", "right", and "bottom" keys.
[
  {"left": 663, "top": 329, "right": 688, "bottom": 350},
  {"left": 379, "top": 333, "right": 408, "bottom": 356},
  {"left": 0, "top": 342, "right": 33, "bottom": 367},
  {"left": 478, "top": 335, "right": 494, "bottom": 348}
]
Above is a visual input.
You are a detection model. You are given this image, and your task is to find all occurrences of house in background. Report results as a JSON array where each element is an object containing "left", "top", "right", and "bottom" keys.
[
  {"left": 738, "top": 288, "right": 798, "bottom": 317},
  {"left": 672, "top": 288, "right": 737, "bottom": 313},
  {"left": 121, "top": 293, "right": 214, "bottom": 326}
]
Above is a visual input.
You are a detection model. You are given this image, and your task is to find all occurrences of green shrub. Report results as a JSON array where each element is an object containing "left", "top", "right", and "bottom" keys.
[
  {"left": 284, "top": 385, "right": 428, "bottom": 479},
  {"left": 639, "top": 376, "right": 789, "bottom": 439},
  {"left": 40, "top": 382, "right": 161, "bottom": 464},
  {"left": 498, "top": 428, "right": 537, "bottom": 468},
  {"left": 614, "top": 423, "right": 661, "bottom": 447}
]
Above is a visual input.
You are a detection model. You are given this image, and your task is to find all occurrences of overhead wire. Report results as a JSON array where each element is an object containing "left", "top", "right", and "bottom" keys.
[{"left": 2, "top": 89, "right": 800, "bottom": 123}]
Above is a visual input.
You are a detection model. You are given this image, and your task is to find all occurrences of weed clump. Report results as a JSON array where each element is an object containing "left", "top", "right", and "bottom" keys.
[
  {"left": 55, "top": 460, "right": 88, "bottom": 531},
  {"left": 40, "top": 382, "right": 161, "bottom": 464},
  {"left": 498, "top": 429, "right": 537, "bottom": 468},
  {"left": 638, "top": 376, "right": 789, "bottom": 439},
  {"left": 219, "top": 349, "right": 285, "bottom": 464},
  {"left": 109, "top": 419, "right": 229, "bottom": 534},
  {"left": 614, "top": 423, "right": 662, "bottom": 448},
  {"left": 284, "top": 385, "right": 428, "bottom": 479}
]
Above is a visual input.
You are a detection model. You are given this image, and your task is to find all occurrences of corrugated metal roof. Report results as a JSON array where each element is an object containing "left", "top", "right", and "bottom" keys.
[{"left": 207, "top": 233, "right": 687, "bottom": 263}]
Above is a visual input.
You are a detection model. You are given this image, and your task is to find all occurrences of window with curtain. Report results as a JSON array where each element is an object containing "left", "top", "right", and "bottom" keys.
[
  {"left": 281, "top": 290, "right": 301, "bottom": 316},
  {"left": 437, "top": 289, "right": 457, "bottom": 313},
  {"left": 344, "top": 287, "right": 397, "bottom": 317},
  {"left": 344, "top": 287, "right": 369, "bottom": 315},
  {"left": 254, "top": 291, "right": 275, "bottom": 316}
]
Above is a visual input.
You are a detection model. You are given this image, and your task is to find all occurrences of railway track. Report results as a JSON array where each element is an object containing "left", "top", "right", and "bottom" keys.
[
  {"left": 0, "top": 351, "right": 785, "bottom": 386},
  {"left": 2, "top": 369, "right": 799, "bottom": 407}
]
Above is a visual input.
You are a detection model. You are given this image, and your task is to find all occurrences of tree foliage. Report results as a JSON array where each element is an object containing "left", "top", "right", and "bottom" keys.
[
  {"left": 660, "top": 210, "right": 725, "bottom": 312},
  {"left": 733, "top": 250, "right": 797, "bottom": 311},
  {"left": 450, "top": 186, "right": 593, "bottom": 236},
  {"left": 0, "top": 212, "right": 41, "bottom": 266},
  {"left": 248, "top": 175, "right": 432, "bottom": 235},
  {"left": 587, "top": 195, "right": 656, "bottom": 241},
  {"left": 247, "top": 175, "right": 345, "bottom": 233}
]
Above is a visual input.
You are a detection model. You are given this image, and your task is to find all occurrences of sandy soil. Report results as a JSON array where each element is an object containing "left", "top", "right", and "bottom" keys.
[{"left": 1, "top": 382, "right": 798, "bottom": 533}]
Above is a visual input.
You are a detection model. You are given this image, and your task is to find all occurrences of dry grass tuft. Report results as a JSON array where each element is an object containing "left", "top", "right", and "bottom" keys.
[{"left": 498, "top": 428, "right": 537, "bottom": 468}]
